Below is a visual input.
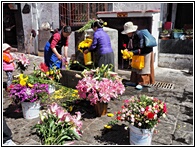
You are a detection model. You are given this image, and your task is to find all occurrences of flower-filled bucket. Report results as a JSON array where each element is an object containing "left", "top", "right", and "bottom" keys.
[
  {"left": 83, "top": 52, "right": 92, "bottom": 65},
  {"left": 129, "top": 124, "right": 154, "bottom": 145},
  {"left": 48, "top": 85, "right": 55, "bottom": 94},
  {"left": 21, "top": 101, "right": 41, "bottom": 119}
]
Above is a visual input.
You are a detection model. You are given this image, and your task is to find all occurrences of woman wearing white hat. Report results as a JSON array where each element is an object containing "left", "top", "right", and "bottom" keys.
[
  {"left": 121, "top": 22, "right": 155, "bottom": 90},
  {"left": 3, "top": 43, "right": 17, "bottom": 91}
]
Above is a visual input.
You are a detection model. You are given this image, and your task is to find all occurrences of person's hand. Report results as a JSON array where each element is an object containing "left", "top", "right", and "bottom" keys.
[
  {"left": 83, "top": 49, "right": 89, "bottom": 54},
  {"left": 124, "top": 48, "right": 128, "bottom": 52},
  {"left": 65, "top": 61, "right": 69, "bottom": 65},
  {"left": 129, "top": 51, "right": 134, "bottom": 58},
  {"left": 10, "top": 59, "right": 15, "bottom": 63},
  {"left": 12, "top": 48, "right": 18, "bottom": 52},
  {"left": 57, "top": 54, "right": 62, "bottom": 60}
]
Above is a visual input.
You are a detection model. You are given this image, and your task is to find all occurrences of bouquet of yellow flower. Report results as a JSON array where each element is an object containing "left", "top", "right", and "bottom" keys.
[
  {"left": 50, "top": 85, "right": 80, "bottom": 112},
  {"left": 121, "top": 49, "right": 134, "bottom": 60},
  {"left": 78, "top": 38, "right": 93, "bottom": 53},
  {"left": 78, "top": 38, "right": 93, "bottom": 65}
]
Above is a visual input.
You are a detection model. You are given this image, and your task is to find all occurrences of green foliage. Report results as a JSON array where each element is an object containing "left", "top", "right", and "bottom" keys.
[
  {"left": 32, "top": 103, "right": 83, "bottom": 145},
  {"left": 173, "top": 29, "right": 183, "bottom": 33},
  {"left": 32, "top": 114, "right": 80, "bottom": 145},
  {"left": 185, "top": 29, "right": 193, "bottom": 34},
  {"left": 107, "top": 119, "right": 119, "bottom": 126},
  {"left": 161, "top": 29, "right": 170, "bottom": 35},
  {"left": 88, "top": 64, "right": 115, "bottom": 81},
  {"left": 77, "top": 19, "right": 95, "bottom": 32}
]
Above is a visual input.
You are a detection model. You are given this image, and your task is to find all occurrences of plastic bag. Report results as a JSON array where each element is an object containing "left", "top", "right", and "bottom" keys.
[{"left": 131, "top": 55, "right": 145, "bottom": 70}]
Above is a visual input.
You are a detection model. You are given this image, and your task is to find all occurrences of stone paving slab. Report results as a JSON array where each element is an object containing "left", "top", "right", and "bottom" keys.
[{"left": 2, "top": 54, "right": 194, "bottom": 146}]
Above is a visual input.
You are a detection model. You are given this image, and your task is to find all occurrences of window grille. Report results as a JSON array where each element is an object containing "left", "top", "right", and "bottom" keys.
[{"left": 59, "top": 3, "right": 112, "bottom": 27}]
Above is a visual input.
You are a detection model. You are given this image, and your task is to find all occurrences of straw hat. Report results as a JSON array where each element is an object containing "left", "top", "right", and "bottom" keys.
[
  {"left": 3, "top": 43, "right": 11, "bottom": 51},
  {"left": 121, "top": 22, "right": 138, "bottom": 34}
]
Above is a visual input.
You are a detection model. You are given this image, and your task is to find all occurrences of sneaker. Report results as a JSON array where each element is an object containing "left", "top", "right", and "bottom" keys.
[
  {"left": 135, "top": 84, "right": 143, "bottom": 90},
  {"left": 3, "top": 139, "right": 16, "bottom": 145}
]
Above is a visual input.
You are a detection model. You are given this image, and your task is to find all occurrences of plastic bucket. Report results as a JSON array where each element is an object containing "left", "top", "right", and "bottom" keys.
[
  {"left": 173, "top": 32, "right": 183, "bottom": 39},
  {"left": 21, "top": 101, "right": 40, "bottom": 119},
  {"left": 48, "top": 85, "right": 55, "bottom": 94},
  {"left": 129, "top": 124, "right": 154, "bottom": 145},
  {"left": 83, "top": 52, "right": 92, "bottom": 65}
]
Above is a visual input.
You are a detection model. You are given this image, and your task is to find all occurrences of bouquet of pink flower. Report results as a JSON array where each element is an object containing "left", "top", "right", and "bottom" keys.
[
  {"left": 15, "top": 53, "right": 30, "bottom": 73},
  {"left": 32, "top": 102, "right": 83, "bottom": 145},
  {"left": 76, "top": 64, "right": 125, "bottom": 105}
]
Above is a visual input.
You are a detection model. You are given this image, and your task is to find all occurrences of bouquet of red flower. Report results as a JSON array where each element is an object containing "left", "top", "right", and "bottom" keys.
[
  {"left": 115, "top": 95, "right": 167, "bottom": 129},
  {"left": 33, "top": 63, "right": 62, "bottom": 83}
]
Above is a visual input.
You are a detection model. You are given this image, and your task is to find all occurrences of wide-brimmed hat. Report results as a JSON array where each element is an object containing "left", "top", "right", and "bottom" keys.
[
  {"left": 3, "top": 43, "right": 11, "bottom": 51},
  {"left": 121, "top": 22, "right": 138, "bottom": 34}
]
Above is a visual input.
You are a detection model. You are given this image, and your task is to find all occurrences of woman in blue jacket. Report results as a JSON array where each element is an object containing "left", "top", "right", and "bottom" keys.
[{"left": 83, "top": 19, "right": 114, "bottom": 71}]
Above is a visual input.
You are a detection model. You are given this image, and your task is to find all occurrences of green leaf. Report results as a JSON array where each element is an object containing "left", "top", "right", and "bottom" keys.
[
  {"left": 71, "top": 129, "right": 81, "bottom": 140},
  {"left": 49, "top": 120, "right": 55, "bottom": 128},
  {"left": 56, "top": 135, "right": 71, "bottom": 144}
]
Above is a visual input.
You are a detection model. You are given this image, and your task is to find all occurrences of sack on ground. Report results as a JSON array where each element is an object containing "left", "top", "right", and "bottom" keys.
[
  {"left": 140, "top": 29, "right": 157, "bottom": 47},
  {"left": 131, "top": 55, "right": 145, "bottom": 70}
]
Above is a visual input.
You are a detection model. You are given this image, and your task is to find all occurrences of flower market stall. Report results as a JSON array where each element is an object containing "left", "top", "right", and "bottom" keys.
[{"left": 76, "top": 64, "right": 125, "bottom": 117}]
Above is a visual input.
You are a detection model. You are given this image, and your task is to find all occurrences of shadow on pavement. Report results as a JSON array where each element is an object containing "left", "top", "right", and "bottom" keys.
[
  {"left": 70, "top": 100, "right": 98, "bottom": 119},
  {"left": 94, "top": 124, "right": 130, "bottom": 145},
  {"left": 3, "top": 104, "right": 23, "bottom": 119}
]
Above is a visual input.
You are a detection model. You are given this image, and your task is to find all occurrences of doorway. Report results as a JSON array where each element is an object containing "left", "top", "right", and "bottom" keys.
[{"left": 3, "top": 3, "right": 17, "bottom": 47}]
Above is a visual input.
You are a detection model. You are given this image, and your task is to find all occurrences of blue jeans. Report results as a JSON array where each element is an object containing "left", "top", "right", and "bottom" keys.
[{"left": 5, "top": 71, "right": 13, "bottom": 87}]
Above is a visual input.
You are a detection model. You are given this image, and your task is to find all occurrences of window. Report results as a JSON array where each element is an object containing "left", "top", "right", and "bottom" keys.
[{"left": 59, "top": 3, "right": 112, "bottom": 27}]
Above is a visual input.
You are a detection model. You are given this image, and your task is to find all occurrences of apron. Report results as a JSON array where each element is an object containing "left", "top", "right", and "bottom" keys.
[
  {"left": 44, "top": 41, "right": 61, "bottom": 69},
  {"left": 44, "top": 31, "right": 66, "bottom": 69}
]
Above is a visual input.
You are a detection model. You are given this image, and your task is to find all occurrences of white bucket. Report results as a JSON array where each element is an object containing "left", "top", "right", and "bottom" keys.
[
  {"left": 48, "top": 85, "right": 55, "bottom": 94},
  {"left": 21, "top": 101, "right": 40, "bottom": 119},
  {"left": 129, "top": 124, "right": 154, "bottom": 145}
]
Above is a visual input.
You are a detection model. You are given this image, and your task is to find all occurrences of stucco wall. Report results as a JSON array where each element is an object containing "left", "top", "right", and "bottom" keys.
[
  {"left": 113, "top": 3, "right": 161, "bottom": 11},
  {"left": 21, "top": 3, "right": 59, "bottom": 54}
]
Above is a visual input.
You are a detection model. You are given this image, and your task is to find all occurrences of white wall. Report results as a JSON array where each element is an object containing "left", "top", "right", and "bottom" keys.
[
  {"left": 151, "top": 12, "right": 160, "bottom": 68},
  {"left": 21, "top": 3, "right": 59, "bottom": 54},
  {"left": 113, "top": 3, "right": 161, "bottom": 11}
]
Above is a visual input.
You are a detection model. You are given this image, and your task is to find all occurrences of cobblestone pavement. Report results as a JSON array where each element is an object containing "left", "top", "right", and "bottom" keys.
[{"left": 2, "top": 54, "right": 194, "bottom": 146}]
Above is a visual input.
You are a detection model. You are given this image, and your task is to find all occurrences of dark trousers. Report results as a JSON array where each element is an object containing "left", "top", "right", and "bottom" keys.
[
  {"left": 97, "top": 52, "right": 115, "bottom": 71},
  {"left": 3, "top": 118, "right": 12, "bottom": 143}
]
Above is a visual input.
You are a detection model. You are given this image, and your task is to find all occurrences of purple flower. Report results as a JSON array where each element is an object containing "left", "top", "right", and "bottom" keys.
[{"left": 9, "top": 83, "right": 49, "bottom": 103}]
